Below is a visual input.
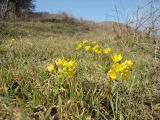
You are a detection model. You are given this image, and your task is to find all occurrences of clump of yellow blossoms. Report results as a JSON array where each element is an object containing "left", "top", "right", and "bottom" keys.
[
  {"left": 75, "top": 40, "right": 133, "bottom": 80},
  {"left": 75, "top": 40, "right": 112, "bottom": 56},
  {"left": 75, "top": 40, "right": 89, "bottom": 50},
  {"left": 48, "top": 58, "right": 76, "bottom": 78},
  {"left": 55, "top": 58, "right": 64, "bottom": 66},
  {"left": 92, "top": 44, "right": 102, "bottom": 55},
  {"left": 107, "top": 57, "right": 133, "bottom": 80}
]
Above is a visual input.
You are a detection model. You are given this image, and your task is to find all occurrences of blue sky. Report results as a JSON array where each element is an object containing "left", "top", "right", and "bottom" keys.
[{"left": 35, "top": 0, "right": 148, "bottom": 22}]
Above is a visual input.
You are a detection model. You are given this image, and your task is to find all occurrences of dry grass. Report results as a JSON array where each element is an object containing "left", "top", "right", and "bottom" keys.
[{"left": 0, "top": 21, "right": 160, "bottom": 119}]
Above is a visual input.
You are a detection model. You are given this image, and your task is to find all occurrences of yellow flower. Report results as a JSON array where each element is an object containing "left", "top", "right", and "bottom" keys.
[
  {"left": 67, "top": 68, "right": 76, "bottom": 77},
  {"left": 85, "top": 45, "right": 91, "bottom": 52},
  {"left": 58, "top": 68, "right": 67, "bottom": 76},
  {"left": 93, "top": 44, "right": 100, "bottom": 49},
  {"left": 112, "top": 53, "right": 123, "bottom": 63},
  {"left": 47, "top": 64, "right": 55, "bottom": 73},
  {"left": 95, "top": 49, "right": 102, "bottom": 54},
  {"left": 92, "top": 41, "right": 97, "bottom": 45},
  {"left": 107, "top": 69, "right": 117, "bottom": 79},
  {"left": 92, "top": 46, "right": 97, "bottom": 51},
  {"left": 58, "top": 63, "right": 76, "bottom": 77},
  {"left": 120, "top": 69, "right": 129, "bottom": 80},
  {"left": 63, "top": 60, "right": 76, "bottom": 68},
  {"left": 104, "top": 47, "right": 111, "bottom": 54},
  {"left": 111, "top": 63, "right": 123, "bottom": 72},
  {"left": 55, "top": 58, "right": 64, "bottom": 66},
  {"left": 82, "top": 40, "right": 88, "bottom": 44},
  {"left": 75, "top": 43, "right": 83, "bottom": 50},
  {"left": 124, "top": 60, "right": 133, "bottom": 67},
  {"left": 92, "top": 45, "right": 102, "bottom": 55},
  {"left": 121, "top": 60, "right": 133, "bottom": 69}
]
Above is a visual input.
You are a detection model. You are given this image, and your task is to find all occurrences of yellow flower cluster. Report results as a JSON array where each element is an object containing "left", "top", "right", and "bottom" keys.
[
  {"left": 75, "top": 40, "right": 111, "bottom": 55},
  {"left": 107, "top": 54, "right": 133, "bottom": 80},
  {"left": 75, "top": 40, "right": 89, "bottom": 50},
  {"left": 92, "top": 44, "right": 102, "bottom": 55},
  {"left": 47, "top": 58, "right": 76, "bottom": 78},
  {"left": 75, "top": 40, "right": 133, "bottom": 80}
]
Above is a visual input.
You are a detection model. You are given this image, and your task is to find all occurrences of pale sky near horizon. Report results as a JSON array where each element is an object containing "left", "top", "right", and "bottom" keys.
[{"left": 35, "top": 0, "right": 155, "bottom": 23}]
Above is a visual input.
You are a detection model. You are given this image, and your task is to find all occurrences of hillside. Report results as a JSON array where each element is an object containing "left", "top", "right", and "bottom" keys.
[{"left": 0, "top": 20, "right": 160, "bottom": 119}]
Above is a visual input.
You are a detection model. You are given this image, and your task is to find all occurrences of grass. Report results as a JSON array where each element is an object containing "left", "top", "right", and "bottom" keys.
[{"left": 0, "top": 21, "right": 160, "bottom": 120}]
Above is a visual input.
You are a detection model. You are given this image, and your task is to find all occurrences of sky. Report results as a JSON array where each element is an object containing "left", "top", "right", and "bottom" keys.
[{"left": 35, "top": 0, "right": 149, "bottom": 23}]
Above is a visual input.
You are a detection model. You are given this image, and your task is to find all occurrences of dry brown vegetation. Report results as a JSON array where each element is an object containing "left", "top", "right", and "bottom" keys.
[{"left": 0, "top": 1, "right": 160, "bottom": 119}]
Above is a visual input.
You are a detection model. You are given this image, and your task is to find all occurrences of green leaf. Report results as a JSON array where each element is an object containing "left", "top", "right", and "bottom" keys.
[{"left": 44, "top": 106, "right": 52, "bottom": 120}]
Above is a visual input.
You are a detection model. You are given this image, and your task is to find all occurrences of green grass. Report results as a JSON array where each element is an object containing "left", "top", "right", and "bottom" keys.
[{"left": 0, "top": 21, "right": 160, "bottom": 120}]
